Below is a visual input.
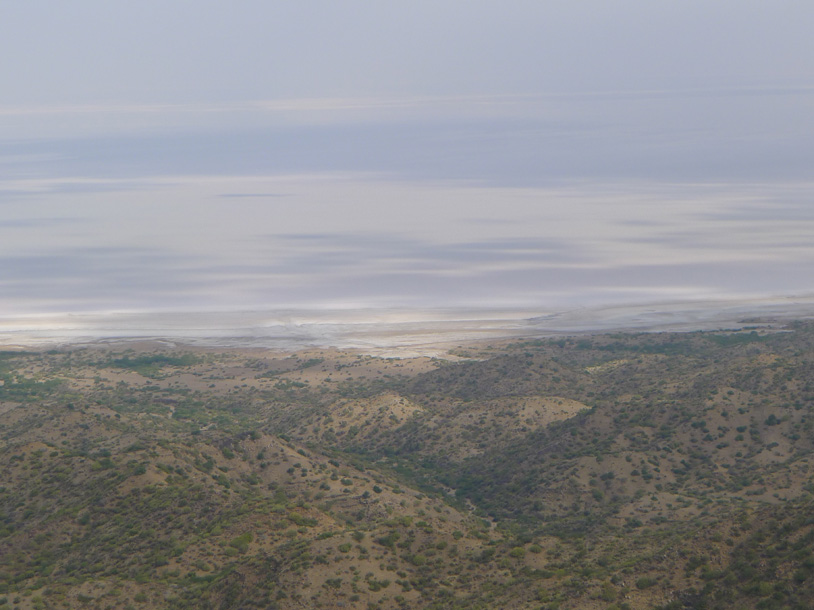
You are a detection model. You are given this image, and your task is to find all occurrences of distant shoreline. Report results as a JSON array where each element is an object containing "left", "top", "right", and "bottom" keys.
[{"left": 2, "top": 296, "right": 814, "bottom": 356}]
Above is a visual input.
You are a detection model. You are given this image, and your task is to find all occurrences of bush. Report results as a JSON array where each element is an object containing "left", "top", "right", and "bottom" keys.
[
  {"left": 228, "top": 532, "right": 253, "bottom": 553},
  {"left": 598, "top": 582, "right": 617, "bottom": 601},
  {"left": 636, "top": 576, "right": 656, "bottom": 589}
]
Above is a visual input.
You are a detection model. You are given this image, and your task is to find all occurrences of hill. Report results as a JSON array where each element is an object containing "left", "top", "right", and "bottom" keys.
[{"left": 2, "top": 322, "right": 814, "bottom": 609}]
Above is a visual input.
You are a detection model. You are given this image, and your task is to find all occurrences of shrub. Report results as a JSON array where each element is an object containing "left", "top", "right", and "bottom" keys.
[
  {"left": 228, "top": 532, "right": 253, "bottom": 553},
  {"left": 598, "top": 582, "right": 617, "bottom": 601}
]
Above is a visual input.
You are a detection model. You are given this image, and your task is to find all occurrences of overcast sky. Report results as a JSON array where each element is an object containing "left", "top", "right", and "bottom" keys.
[{"left": 1, "top": 2, "right": 813, "bottom": 318}]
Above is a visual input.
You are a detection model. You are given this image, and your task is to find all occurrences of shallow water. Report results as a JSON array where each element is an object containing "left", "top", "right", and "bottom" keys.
[{"left": 3, "top": 297, "right": 813, "bottom": 354}]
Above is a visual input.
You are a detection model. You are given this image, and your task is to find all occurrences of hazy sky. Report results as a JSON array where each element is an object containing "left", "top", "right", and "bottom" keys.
[{"left": 1, "top": 2, "right": 813, "bottom": 316}]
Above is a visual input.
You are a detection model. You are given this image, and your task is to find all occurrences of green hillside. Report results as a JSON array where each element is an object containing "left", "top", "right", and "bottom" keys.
[{"left": 2, "top": 322, "right": 814, "bottom": 609}]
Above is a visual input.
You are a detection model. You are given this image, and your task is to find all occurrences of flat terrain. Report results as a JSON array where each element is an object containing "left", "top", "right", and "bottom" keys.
[{"left": 3, "top": 320, "right": 814, "bottom": 609}]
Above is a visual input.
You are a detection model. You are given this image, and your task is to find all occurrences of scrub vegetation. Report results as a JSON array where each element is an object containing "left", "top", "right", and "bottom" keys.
[{"left": 3, "top": 321, "right": 814, "bottom": 609}]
